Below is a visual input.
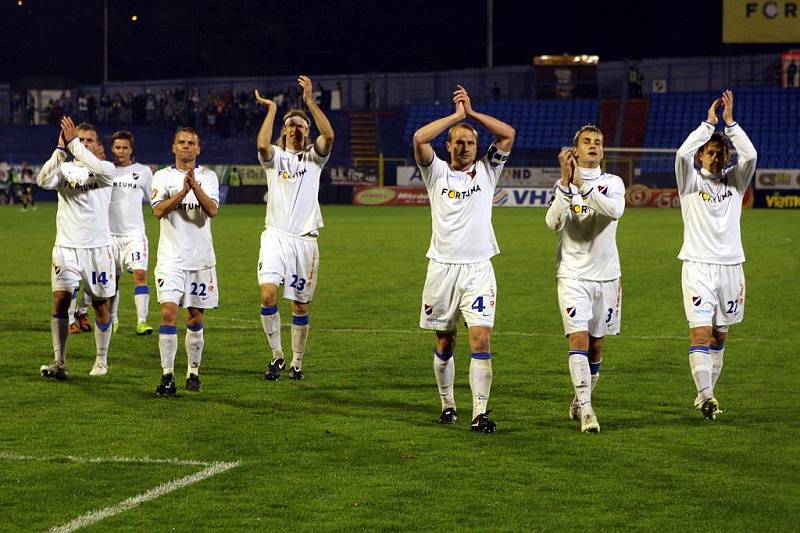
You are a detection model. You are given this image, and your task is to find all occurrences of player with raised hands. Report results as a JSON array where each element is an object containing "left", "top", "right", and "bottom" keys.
[
  {"left": 545, "top": 125, "right": 625, "bottom": 433},
  {"left": 675, "top": 90, "right": 756, "bottom": 420},
  {"left": 255, "top": 75, "right": 334, "bottom": 382},
  {"left": 37, "top": 117, "right": 117, "bottom": 379},
  {"left": 412, "top": 85, "right": 514, "bottom": 433}
]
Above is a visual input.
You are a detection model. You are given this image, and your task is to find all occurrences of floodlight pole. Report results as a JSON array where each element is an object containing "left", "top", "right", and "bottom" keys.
[
  {"left": 486, "top": 0, "right": 494, "bottom": 68},
  {"left": 103, "top": 0, "right": 108, "bottom": 84}
]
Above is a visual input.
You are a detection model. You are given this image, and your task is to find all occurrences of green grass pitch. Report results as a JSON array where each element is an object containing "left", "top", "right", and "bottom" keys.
[{"left": 1, "top": 203, "right": 798, "bottom": 531}]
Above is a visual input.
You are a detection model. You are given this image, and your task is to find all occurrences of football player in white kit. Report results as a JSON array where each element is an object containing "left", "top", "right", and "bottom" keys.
[
  {"left": 545, "top": 125, "right": 625, "bottom": 433},
  {"left": 675, "top": 90, "right": 756, "bottom": 420},
  {"left": 37, "top": 118, "right": 116, "bottom": 379},
  {"left": 108, "top": 130, "right": 155, "bottom": 335},
  {"left": 254, "top": 75, "right": 334, "bottom": 381},
  {"left": 413, "top": 85, "right": 514, "bottom": 433},
  {"left": 150, "top": 128, "right": 220, "bottom": 396}
]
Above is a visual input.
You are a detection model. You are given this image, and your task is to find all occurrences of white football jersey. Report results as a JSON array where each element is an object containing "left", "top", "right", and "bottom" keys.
[
  {"left": 151, "top": 166, "right": 219, "bottom": 270},
  {"left": 545, "top": 167, "right": 625, "bottom": 281},
  {"left": 419, "top": 144, "right": 510, "bottom": 264},
  {"left": 258, "top": 145, "right": 328, "bottom": 235},
  {"left": 36, "top": 138, "right": 115, "bottom": 248},
  {"left": 675, "top": 122, "right": 757, "bottom": 265},
  {"left": 109, "top": 162, "right": 153, "bottom": 237}
]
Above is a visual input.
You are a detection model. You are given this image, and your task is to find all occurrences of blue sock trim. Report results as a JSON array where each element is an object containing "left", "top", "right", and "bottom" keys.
[
  {"left": 95, "top": 321, "right": 111, "bottom": 332},
  {"left": 689, "top": 345, "right": 710, "bottom": 353},
  {"left": 52, "top": 312, "right": 69, "bottom": 319},
  {"left": 134, "top": 285, "right": 150, "bottom": 295},
  {"left": 568, "top": 350, "right": 589, "bottom": 357},
  {"left": 433, "top": 349, "right": 453, "bottom": 361},
  {"left": 710, "top": 345, "right": 724, "bottom": 351},
  {"left": 292, "top": 314, "right": 310, "bottom": 326},
  {"left": 159, "top": 325, "right": 178, "bottom": 335},
  {"left": 186, "top": 323, "right": 204, "bottom": 332},
  {"left": 471, "top": 352, "right": 491, "bottom": 360},
  {"left": 260, "top": 305, "right": 278, "bottom": 316},
  {"left": 589, "top": 361, "right": 602, "bottom": 375}
]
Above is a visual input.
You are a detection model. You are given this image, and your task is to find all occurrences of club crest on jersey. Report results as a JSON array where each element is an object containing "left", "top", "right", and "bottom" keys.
[
  {"left": 692, "top": 296, "right": 702, "bottom": 306},
  {"left": 157, "top": 278, "right": 164, "bottom": 287},
  {"left": 598, "top": 185, "right": 608, "bottom": 195},
  {"left": 133, "top": 173, "right": 139, "bottom": 180},
  {"left": 53, "top": 264, "right": 61, "bottom": 275},
  {"left": 424, "top": 304, "right": 433, "bottom": 316},
  {"left": 151, "top": 188, "right": 158, "bottom": 200},
  {"left": 566, "top": 306, "right": 576, "bottom": 318},
  {"left": 441, "top": 184, "right": 481, "bottom": 200}
]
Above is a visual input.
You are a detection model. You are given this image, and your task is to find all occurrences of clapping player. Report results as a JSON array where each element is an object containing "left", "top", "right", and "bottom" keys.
[
  {"left": 675, "top": 90, "right": 756, "bottom": 419},
  {"left": 545, "top": 125, "right": 625, "bottom": 433},
  {"left": 412, "top": 85, "right": 514, "bottom": 433}
]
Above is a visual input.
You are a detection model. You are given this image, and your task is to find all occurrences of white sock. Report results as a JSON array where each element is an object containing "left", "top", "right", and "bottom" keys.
[
  {"left": 689, "top": 346, "right": 713, "bottom": 401},
  {"left": 134, "top": 286, "right": 150, "bottom": 323},
  {"left": 68, "top": 290, "right": 78, "bottom": 325},
  {"left": 51, "top": 314, "right": 69, "bottom": 365},
  {"left": 110, "top": 292, "right": 120, "bottom": 323},
  {"left": 94, "top": 320, "right": 112, "bottom": 364},
  {"left": 433, "top": 350, "right": 455, "bottom": 410},
  {"left": 185, "top": 325, "right": 204, "bottom": 377},
  {"left": 290, "top": 315, "right": 309, "bottom": 370},
  {"left": 590, "top": 358, "right": 602, "bottom": 391},
  {"left": 710, "top": 345, "right": 724, "bottom": 389},
  {"left": 568, "top": 351, "right": 592, "bottom": 407},
  {"left": 469, "top": 353, "right": 493, "bottom": 420},
  {"left": 78, "top": 289, "right": 91, "bottom": 316},
  {"left": 260, "top": 306, "right": 283, "bottom": 359},
  {"left": 159, "top": 325, "right": 178, "bottom": 375}
]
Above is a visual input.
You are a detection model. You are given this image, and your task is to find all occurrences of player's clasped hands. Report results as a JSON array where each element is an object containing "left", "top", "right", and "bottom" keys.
[
  {"left": 60, "top": 116, "right": 77, "bottom": 144},
  {"left": 452, "top": 85, "right": 472, "bottom": 117},
  {"left": 558, "top": 148, "right": 576, "bottom": 186},
  {"left": 706, "top": 90, "right": 735, "bottom": 126}
]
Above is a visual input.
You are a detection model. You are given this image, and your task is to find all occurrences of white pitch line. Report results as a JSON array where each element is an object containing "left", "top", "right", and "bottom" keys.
[
  {"left": 0, "top": 453, "right": 212, "bottom": 467},
  {"left": 0, "top": 453, "right": 239, "bottom": 532},
  {"left": 49, "top": 460, "right": 240, "bottom": 533}
]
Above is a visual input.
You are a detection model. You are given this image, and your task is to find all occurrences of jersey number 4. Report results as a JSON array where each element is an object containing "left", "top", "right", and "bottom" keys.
[{"left": 471, "top": 297, "right": 486, "bottom": 313}]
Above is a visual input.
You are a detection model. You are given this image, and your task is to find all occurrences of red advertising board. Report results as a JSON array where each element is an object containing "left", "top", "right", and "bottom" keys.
[{"left": 352, "top": 186, "right": 429, "bottom": 206}]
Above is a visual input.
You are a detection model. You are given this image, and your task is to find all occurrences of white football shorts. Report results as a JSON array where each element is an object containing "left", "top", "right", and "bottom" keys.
[
  {"left": 51, "top": 245, "right": 116, "bottom": 298},
  {"left": 557, "top": 277, "right": 622, "bottom": 337},
  {"left": 682, "top": 261, "right": 745, "bottom": 329},
  {"left": 257, "top": 228, "right": 319, "bottom": 303},
  {"left": 420, "top": 259, "right": 497, "bottom": 331},
  {"left": 112, "top": 233, "right": 149, "bottom": 274},
  {"left": 155, "top": 265, "right": 219, "bottom": 308}
]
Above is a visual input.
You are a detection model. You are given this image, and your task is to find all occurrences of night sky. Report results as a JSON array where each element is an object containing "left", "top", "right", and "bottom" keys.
[{"left": 0, "top": 0, "right": 789, "bottom": 84}]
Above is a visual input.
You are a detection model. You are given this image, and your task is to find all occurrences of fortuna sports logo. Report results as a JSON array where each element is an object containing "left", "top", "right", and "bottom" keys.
[
  {"left": 699, "top": 189, "right": 732, "bottom": 204},
  {"left": 566, "top": 306, "right": 576, "bottom": 317},
  {"left": 572, "top": 204, "right": 589, "bottom": 214},
  {"left": 692, "top": 296, "right": 702, "bottom": 306},
  {"left": 441, "top": 184, "right": 481, "bottom": 200},
  {"left": 424, "top": 304, "right": 433, "bottom": 316}
]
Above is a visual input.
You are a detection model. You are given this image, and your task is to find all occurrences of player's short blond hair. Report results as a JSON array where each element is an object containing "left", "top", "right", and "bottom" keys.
[
  {"left": 75, "top": 122, "right": 96, "bottom": 133},
  {"left": 572, "top": 124, "right": 603, "bottom": 147},
  {"left": 447, "top": 122, "right": 479, "bottom": 143},
  {"left": 172, "top": 127, "right": 201, "bottom": 147}
]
